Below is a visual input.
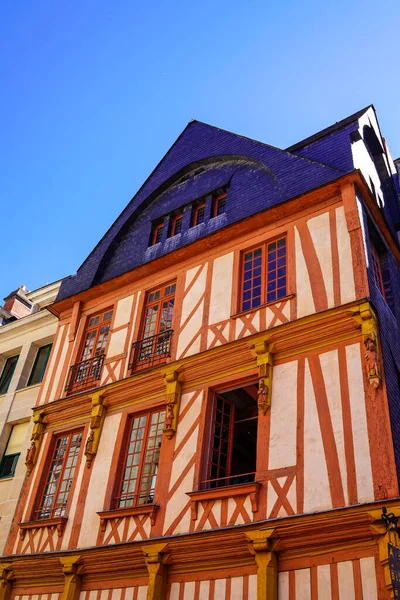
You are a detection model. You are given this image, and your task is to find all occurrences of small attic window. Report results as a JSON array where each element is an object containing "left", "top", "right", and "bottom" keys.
[
  {"left": 169, "top": 214, "right": 183, "bottom": 237},
  {"left": 150, "top": 223, "right": 164, "bottom": 246},
  {"left": 212, "top": 192, "right": 226, "bottom": 217}
]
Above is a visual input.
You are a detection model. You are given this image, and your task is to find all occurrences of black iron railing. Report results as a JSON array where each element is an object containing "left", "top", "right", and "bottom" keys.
[
  {"left": 129, "top": 329, "right": 173, "bottom": 372},
  {"left": 200, "top": 472, "right": 256, "bottom": 490},
  {"left": 65, "top": 354, "right": 105, "bottom": 394}
]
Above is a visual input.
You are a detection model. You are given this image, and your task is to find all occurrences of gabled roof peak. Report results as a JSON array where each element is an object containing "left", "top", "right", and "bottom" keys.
[{"left": 286, "top": 105, "right": 374, "bottom": 152}]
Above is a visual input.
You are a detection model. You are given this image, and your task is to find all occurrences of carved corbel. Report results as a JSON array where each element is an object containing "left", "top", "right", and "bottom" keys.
[
  {"left": 85, "top": 392, "right": 106, "bottom": 468},
  {"left": 25, "top": 410, "right": 45, "bottom": 475},
  {"left": 253, "top": 340, "right": 273, "bottom": 415},
  {"left": 351, "top": 302, "right": 381, "bottom": 389},
  {"left": 59, "top": 556, "right": 83, "bottom": 600},
  {"left": 162, "top": 366, "right": 182, "bottom": 439},
  {"left": 247, "top": 529, "right": 277, "bottom": 600},
  {"left": 0, "top": 564, "right": 14, "bottom": 600},
  {"left": 369, "top": 506, "right": 400, "bottom": 598},
  {"left": 143, "top": 543, "right": 169, "bottom": 600}
]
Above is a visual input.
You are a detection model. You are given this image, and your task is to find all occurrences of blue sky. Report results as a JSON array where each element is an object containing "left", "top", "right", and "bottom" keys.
[{"left": 1, "top": 0, "right": 399, "bottom": 302}]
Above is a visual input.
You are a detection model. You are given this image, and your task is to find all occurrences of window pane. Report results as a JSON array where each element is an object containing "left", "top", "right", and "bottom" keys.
[
  {"left": 266, "top": 237, "right": 287, "bottom": 302},
  {"left": 117, "top": 411, "right": 165, "bottom": 508},
  {"left": 0, "top": 356, "right": 19, "bottom": 395},
  {"left": 28, "top": 344, "right": 52, "bottom": 386},
  {"left": 240, "top": 248, "right": 264, "bottom": 311},
  {"left": 38, "top": 431, "right": 82, "bottom": 519}
]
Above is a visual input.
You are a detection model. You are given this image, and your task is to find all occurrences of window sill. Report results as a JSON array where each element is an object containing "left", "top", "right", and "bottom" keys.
[
  {"left": 0, "top": 475, "right": 15, "bottom": 481},
  {"left": 97, "top": 504, "right": 159, "bottom": 531},
  {"left": 187, "top": 481, "right": 261, "bottom": 521},
  {"left": 18, "top": 516, "right": 68, "bottom": 540},
  {"left": 231, "top": 294, "right": 295, "bottom": 320}
]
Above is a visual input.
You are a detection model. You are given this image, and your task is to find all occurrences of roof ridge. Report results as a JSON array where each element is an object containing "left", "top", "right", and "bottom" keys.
[
  {"left": 286, "top": 105, "right": 374, "bottom": 152},
  {"left": 190, "top": 120, "right": 344, "bottom": 173}
]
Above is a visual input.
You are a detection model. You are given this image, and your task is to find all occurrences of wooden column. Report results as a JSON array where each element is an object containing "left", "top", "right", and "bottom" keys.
[
  {"left": 247, "top": 530, "right": 277, "bottom": 600},
  {"left": 59, "top": 556, "right": 82, "bottom": 600},
  {"left": 0, "top": 564, "right": 13, "bottom": 600},
  {"left": 143, "top": 543, "right": 168, "bottom": 600}
]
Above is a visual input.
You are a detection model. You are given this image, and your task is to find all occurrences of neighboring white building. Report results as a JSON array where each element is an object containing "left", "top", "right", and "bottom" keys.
[{"left": 0, "top": 281, "right": 61, "bottom": 552}]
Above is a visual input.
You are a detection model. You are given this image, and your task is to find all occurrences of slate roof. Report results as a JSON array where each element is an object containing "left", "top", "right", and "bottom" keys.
[{"left": 57, "top": 108, "right": 371, "bottom": 302}]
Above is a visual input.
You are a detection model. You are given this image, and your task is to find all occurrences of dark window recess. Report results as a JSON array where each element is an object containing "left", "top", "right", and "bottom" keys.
[
  {"left": 370, "top": 244, "right": 385, "bottom": 297},
  {"left": 0, "top": 356, "right": 19, "bottom": 395},
  {"left": 0, "top": 453, "right": 19, "bottom": 478},
  {"left": 379, "top": 253, "right": 395, "bottom": 314},
  {"left": 28, "top": 344, "right": 52, "bottom": 386},
  {"left": 202, "top": 384, "right": 258, "bottom": 489}
]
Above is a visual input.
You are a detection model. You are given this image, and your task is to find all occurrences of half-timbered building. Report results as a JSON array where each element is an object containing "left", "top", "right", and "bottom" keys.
[{"left": 2, "top": 105, "right": 400, "bottom": 599}]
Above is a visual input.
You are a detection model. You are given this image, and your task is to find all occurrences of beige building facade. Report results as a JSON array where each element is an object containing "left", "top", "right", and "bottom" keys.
[{"left": 0, "top": 281, "right": 61, "bottom": 552}]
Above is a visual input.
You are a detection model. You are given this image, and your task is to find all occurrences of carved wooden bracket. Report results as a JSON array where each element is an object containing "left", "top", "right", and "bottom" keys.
[
  {"left": 162, "top": 366, "right": 182, "bottom": 439},
  {"left": 85, "top": 392, "right": 106, "bottom": 468},
  {"left": 25, "top": 410, "right": 45, "bottom": 476},
  {"left": 142, "top": 543, "right": 169, "bottom": 600},
  {"left": 253, "top": 340, "right": 273, "bottom": 415},
  {"left": 246, "top": 529, "right": 277, "bottom": 600},
  {"left": 59, "top": 555, "right": 83, "bottom": 600},
  {"left": 0, "top": 563, "right": 14, "bottom": 600},
  {"left": 351, "top": 302, "right": 381, "bottom": 389}
]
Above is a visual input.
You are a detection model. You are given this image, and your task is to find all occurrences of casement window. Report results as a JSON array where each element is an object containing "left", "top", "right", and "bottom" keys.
[
  {"left": 212, "top": 193, "right": 226, "bottom": 217},
  {"left": 0, "top": 422, "right": 29, "bottom": 478},
  {"left": 28, "top": 344, "right": 52, "bottom": 386},
  {"left": 80, "top": 310, "right": 113, "bottom": 362},
  {"left": 241, "top": 236, "right": 287, "bottom": 312},
  {"left": 371, "top": 243, "right": 386, "bottom": 298},
  {"left": 115, "top": 410, "right": 165, "bottom": 508},
  {"left": 65, "top": 309, "right": 113, "bottom": 394},
  {"left": 202, "top": 384, "right": 258, "bottom": 490},
  {"left": 130, "top": 283, "right": 175, "bottom": 371},
  {"left": 0, "top": 355, "right": 19, "bottom": 395},
  {"left": 192, "top": 202, "right": 206, "bottom": 226},
  {"left": 151, "top": 223, "right": 164, "bottom": 245},
  {"left": 36, "top": 431, "right": 83, "bottom": 520},
  {"left": 169, "top": 214, "right": 183, "bottom": 237}
]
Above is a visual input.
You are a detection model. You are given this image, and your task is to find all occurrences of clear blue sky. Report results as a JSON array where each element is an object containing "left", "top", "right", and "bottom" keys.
[{"left": 1, "top": 0, "right": 399, "bottom": 302}]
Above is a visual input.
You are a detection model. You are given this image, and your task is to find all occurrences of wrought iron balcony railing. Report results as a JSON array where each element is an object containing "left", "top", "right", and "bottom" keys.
[
  {"left": 65, "top": 354, "right": 105, "bottom": 394},
  {"left": 129, "top": 329, "right": 173, "bottom": 372}
]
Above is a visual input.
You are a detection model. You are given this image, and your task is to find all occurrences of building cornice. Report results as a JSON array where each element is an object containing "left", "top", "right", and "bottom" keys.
[{"left": 0, "top": 309, "right": 58, "bottom": 344}]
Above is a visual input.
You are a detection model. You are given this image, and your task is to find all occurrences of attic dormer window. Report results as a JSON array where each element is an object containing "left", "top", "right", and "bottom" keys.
[
  {"left": 212, "top": 193, "right": 226, "bottom": 217},
  {"left": 169, "top": 214, "right": 183, "bottom": 237},
  {"left": 151, "top": 223, "right": 164, "bottom": 246}
]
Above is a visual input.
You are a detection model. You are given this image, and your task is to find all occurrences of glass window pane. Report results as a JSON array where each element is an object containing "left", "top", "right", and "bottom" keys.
[{"left": 28, "top": 344, "right": 52, "bottom": 386}]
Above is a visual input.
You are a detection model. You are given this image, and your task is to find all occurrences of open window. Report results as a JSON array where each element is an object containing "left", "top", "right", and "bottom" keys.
[
  {"left": 202, "top": 383, "right": 258, "bottom": 490},
  {"left": 0, "top": 422, "right": 29, "bottom": 478}
]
